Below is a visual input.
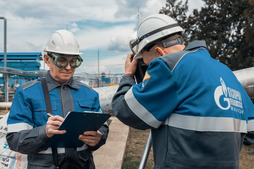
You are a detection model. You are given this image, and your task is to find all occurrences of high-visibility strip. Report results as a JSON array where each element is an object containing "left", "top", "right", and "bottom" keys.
[
  {"left": 7, "top": 123, "right": 33, "bottom": 132},
  {"left": 39, "top": 148, "right": 65, "bottom": 154},
  {"left": 248, "top": 119, "right": 254, "bottom": 132},
  {"left": 165, "top": 113, "right": 247, "bottom": 132},
  {"left": 39, "top": 144, "right": 88, "bottom": 154},
  {"left": 125, "top": 87, "right": 162, "bottom": 128},
  {"left": 77, "top": 144, "right": 88, "bottom": 151}
]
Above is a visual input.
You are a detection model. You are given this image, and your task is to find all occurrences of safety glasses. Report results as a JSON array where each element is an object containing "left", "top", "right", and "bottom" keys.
[{"left": 48, "top": 53, "right": 83, "bottom": 68}]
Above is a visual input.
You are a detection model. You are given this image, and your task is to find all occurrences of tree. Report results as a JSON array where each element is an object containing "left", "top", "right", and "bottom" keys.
[
  {"left": 160, "top": 0, "right": 189, "bottom": 28},
  {"left": 244, "top": 0, "right": 254, "bottom": 66},
  {"left": 160, "top": 0, "right": 254, "bottom": 70}
]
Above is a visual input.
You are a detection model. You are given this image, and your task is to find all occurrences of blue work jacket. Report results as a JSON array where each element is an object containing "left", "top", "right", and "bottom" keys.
[
  {"left": 6, "top": 72, "right": 109, "bottom": 169},
  {"left": 112, "top": 41, "right": 254, "bottom": 169}
]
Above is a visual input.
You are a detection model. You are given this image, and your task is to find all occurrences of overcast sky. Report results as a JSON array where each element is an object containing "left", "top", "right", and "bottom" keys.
[{"left": 0, "top": 0, "right": 203, "bottom": 74}]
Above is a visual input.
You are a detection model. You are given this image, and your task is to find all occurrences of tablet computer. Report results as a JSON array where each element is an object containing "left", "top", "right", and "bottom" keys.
[{"left": 46, "top": 111, "right": 111, "bottom": 148}]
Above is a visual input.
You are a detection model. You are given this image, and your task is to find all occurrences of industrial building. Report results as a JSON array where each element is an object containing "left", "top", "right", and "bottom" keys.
[
  {"left": 0, "top": 52, "right": 44, "bottom": 86},
  {"left": 0, "top": 52, "right": 122, "bottom": 102}
]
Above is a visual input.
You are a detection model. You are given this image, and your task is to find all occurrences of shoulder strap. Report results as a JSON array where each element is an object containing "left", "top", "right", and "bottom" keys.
[
  {"left": 40, "top": 77, "right": 59, "bottom": 169},
  {"left": 41, "top": 78, "right": 53, "bottom": 117}
]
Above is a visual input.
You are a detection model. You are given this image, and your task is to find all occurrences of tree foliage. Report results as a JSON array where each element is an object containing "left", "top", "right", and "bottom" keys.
[
  {"left": 160, "top": 0, "right": 189, "bottom": 27},
  {"left": 160, "top": 0, "right": 254, "bottom": 70}
]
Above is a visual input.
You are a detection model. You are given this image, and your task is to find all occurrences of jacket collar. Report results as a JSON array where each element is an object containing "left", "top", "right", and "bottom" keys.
[
  {"left": 184, "top": 40, "right": 207, "bottom": 51},
  {"left": 46, "top": 71, "right": 80, "bottom": 91}
]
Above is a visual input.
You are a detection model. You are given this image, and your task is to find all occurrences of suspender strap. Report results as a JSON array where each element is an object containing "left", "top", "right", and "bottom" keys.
[
  {"left": 41, "top": 77, "right": 53, "bottom": 117},
  {"left": 41, "top": 78, "right": 59, "bottom": 169}
]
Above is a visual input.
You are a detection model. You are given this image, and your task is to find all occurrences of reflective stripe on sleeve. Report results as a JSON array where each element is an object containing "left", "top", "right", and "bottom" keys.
[
  {"left": 248, "top": 119, "right": 254, "bottom": 132},
  {"left": 165, "top": 113, "right": 247, "bottom": 132},
  {"left": 38, "top": 144, "right": 88, "bottom": 154},
  {"left": 7, "top": 123, "right": 33, "bottom": 132},
  {"left": 124, "top": 87, "right": 162, "bottom": 128}
]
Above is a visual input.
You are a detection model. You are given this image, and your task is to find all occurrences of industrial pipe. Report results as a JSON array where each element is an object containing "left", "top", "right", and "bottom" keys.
[
  {"left": 93, "top": 85, "right": 118, "bottom": 114},
  {"left": 233, "top": 66, "right": 254, "bottom": 102}
]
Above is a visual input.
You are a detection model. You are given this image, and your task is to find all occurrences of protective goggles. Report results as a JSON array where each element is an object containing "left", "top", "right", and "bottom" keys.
[{"left": 48, "top": 53, "right": 83, "bottom": 68}]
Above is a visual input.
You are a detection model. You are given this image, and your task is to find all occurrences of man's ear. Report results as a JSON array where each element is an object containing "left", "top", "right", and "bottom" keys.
[
  {"left": 44, "top": 54, "right": 50, "bottom": 65},
  {"left": 155, "top": 46, "right": 166, "bottom": 56}
]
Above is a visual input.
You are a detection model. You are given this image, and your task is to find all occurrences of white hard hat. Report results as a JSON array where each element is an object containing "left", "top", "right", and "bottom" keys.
[
  {"left": 130, "top": 14, "right": 184, "bottom": 59},
  {"left": 44, "top": 30, "right": 82, "bottom": 55}
]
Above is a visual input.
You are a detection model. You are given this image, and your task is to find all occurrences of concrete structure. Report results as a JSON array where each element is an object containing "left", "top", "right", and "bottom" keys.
[{"left": 94, "top": 117, "right": 129, "bottom": 169}]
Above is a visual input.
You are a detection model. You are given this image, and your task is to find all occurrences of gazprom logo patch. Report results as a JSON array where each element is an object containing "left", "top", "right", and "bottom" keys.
[{"left": 214, "top": 77, "right": 243, "bottom": 113}]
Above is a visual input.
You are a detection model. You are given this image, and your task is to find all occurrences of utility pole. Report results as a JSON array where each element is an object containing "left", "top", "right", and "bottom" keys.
[
  {"left": 98, "top": 49, "right": 99, "bottom": 77},
  {"left": 0, "top": 17, "right": 8, "bottom": 102},
  {"left": 98, "top": 49, "right": 100, "bottom": 87},
  {"left": 137, "top": 7, "right": 140, "bottom": 28}
]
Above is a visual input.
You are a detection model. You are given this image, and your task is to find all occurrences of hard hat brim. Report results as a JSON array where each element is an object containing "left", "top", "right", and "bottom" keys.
[{"left": 44, "top": 49, "right": 83, "bottom": 55}]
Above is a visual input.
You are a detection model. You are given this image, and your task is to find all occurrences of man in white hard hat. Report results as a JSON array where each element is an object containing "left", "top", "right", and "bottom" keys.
[
  {"left": 112, "top": 14, "right": 254, "bottom": 169},
  {"left": 6, "top": 30, "right": 109, "bottom": 169}
]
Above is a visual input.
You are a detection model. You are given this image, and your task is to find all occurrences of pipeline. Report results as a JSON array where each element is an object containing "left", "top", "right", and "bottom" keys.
[
  {"left": 93, "top": 85, "right": 118, "bottom": 114},
  {"left": 233, "top": 66, "right": 254, "bottom": 102}
]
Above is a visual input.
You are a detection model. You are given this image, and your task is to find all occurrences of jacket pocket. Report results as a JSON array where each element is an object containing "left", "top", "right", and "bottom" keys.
[
  {"left": 78, "top": 150, "right": 90, "bottom": 162},
  {"left": 31, "top": 99, "right": 58, "bottom": 126},
  {"left": 28, "top": 153, "right": 54, "bottom": 167},
  {"left": 75, "top": 99, "right": 95, "bottom": 112}
]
